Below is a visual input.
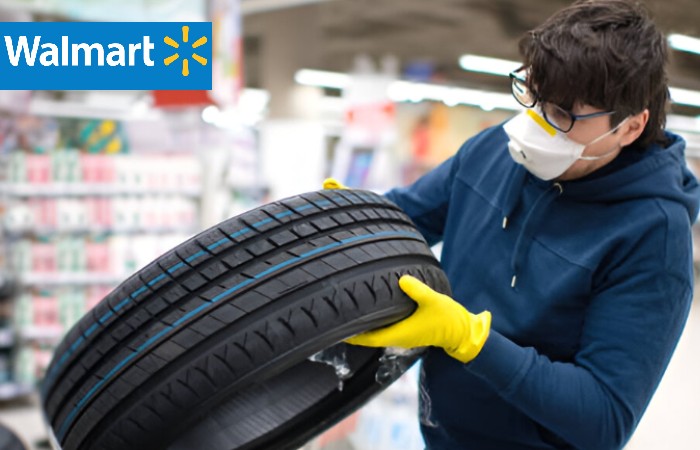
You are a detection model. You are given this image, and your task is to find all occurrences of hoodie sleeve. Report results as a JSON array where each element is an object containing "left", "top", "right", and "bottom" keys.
[
  {"left": 465, "top": 207, "right": 694, "bottom": 450},
  {"left": 384, "top": 151, "right": 461, "bottom": 246}
]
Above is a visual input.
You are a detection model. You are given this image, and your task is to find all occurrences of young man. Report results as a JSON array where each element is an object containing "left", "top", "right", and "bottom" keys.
[{"left": 338, "top": 0, "right": 700, "bottom": 448}]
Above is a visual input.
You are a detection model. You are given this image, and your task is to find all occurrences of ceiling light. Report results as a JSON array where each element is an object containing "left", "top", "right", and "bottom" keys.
[
  {"left": 668, "top": 33, "right": 700, "bottom": 55},
  {"left": 670, "top": 87, "right": 700, "bottom": 108},
  {"left": 242, "top": 0, "right": 341, "bottom": 16},
  {"left": 294, "top": 68, "right": 700, "bottom": 112},
  {"left": 294, "top": 69, "right": 350, "bottom": 90},
  {"left": 387, "top": 81, "right": 520, "bottom": 111},
  {"left": 294, "top": 68, "right": 521, "bottom": 111},
  {"left": 458, "top": 54, "right": 521, "bottom": 77}
]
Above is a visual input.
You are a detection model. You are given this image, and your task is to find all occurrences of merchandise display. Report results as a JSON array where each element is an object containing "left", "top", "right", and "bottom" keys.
[{"left": 0, "top": 118, "right": 204, "bottom": 391}]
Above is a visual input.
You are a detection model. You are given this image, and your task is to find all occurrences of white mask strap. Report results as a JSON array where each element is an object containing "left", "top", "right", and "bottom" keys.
[
  {"left": 578, "top": 147, "right": 620, "bottom": 161},
  {"left": 578, "top": 116, "right": 630, "bottom": 161}
]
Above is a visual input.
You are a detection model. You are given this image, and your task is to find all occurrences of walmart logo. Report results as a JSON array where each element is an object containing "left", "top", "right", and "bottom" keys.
[
  {"left": 0, "top": 22, "right": 212, "bottom": 90},
  {"left": 164, "top": 25, "right": 208, "bottom": 77}
]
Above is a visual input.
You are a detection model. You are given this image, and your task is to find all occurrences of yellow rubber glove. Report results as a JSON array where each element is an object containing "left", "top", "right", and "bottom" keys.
[
  {"left": 346, "top": 275, "right": 491, "bottom": 363},
  {"left": 323, "top": 178, "right": 347, "bottom": 190}
]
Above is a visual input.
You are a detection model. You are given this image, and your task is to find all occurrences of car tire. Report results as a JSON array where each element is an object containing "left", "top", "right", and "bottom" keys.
[{"left": 41, "top": 188, "right": 450, "bottom": 450}]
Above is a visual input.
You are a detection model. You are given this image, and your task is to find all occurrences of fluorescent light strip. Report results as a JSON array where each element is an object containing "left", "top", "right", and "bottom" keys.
[
  {"left": 457, "top": 53, "right": 700, "bottom": 109},
  {"left": 241, "top": 0, "right": 341, "bottom": 16},
  {"left": 669, "top": 87, "right": 700, "bottom": 108},
  {"left": 294, "top": 69, "right": 350, "bottom": 90},
  {"left": 294, "top": 69, "right": 522, "bottom": 111},
  {"left": 458, "top": 54, "right": 521, "bottom": 77},
  {"left": 387, "top": 81, "right": 520, "bottom": 111},
  {"left": 668, "top": 33, "right": 700, "bottom": 55},
  {"left": 295, "top": 68, "right": 700, "bottom": 110},
  {"left": 294, "top": 69, "right": 520, "bottom": 111}
]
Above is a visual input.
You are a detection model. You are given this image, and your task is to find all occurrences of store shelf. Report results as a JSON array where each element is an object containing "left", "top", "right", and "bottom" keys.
[
  {"left": 28, "top": 96, "right": 163, "bottom": 122},
  {"left": 4, "top": 225, "right": 198, "bottom": 237},
  {"left": 0, "top": 90, "right": 246, "bottom": 391},
  {"left": 20, "top": 272, "right": 125, "bottom": 287},
  {"left": 0, "top": 328, "right": 15, "bottom": 348},
  {"left": 19, "top": 327, "right": 63, "bottom": 343},
  {"left": 0, "top": 183, "right": 201, "bottom": 198},
  {"left": 0, "top": 383, "right": 33, "bottom": 401}
]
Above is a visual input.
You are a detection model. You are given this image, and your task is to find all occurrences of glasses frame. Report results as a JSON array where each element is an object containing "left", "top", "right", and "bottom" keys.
[{"left": 509, "top": 71, "right": 616, "bottom": 133}]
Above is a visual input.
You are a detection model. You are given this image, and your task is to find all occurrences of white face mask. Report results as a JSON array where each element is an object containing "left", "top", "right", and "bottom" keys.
[{"left": 503, "top": 108, "right": 628, "bottom": 180}]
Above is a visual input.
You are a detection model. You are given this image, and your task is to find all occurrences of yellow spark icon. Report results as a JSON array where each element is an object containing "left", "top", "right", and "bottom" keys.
[{"left": 164, "top": 26, "right": 208, "bottom": 77}]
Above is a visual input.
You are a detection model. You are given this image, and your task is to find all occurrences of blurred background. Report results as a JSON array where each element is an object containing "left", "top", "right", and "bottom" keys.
[{"left": 0, "top": 0, "right": 697, "bottom": 449}]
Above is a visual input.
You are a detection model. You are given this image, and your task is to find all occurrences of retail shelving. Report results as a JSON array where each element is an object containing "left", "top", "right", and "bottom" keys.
[
  {"left": 0, "top": 328, "right": 14, "bottom": 348},
  {"left": 0, "top": 382, "right": 33, "bottom": 401},
  {"left": 18, "top": 273, "right": 125, "bottom": 287},
  {"left": 0, "top": 138, "right": 204, "bottom": 396},
  {"left": 0, "top": 183, "right": 201, "bottom": 197},
  {"left": 0, "top": 95, "right": 270, "bottom": 402}
]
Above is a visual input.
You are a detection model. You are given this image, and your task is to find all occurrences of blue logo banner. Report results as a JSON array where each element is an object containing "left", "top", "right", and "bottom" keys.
[{"left": 0, "top": 22, "right": 212, "bottom": 90}]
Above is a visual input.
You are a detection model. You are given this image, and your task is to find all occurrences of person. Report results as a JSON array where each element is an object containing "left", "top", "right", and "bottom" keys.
[{"left": 327, "top": 0, "right": 700, "bottom": 448}]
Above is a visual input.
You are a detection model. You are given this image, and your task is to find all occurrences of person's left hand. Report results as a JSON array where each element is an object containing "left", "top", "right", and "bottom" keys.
[{"left": 346, "top": 275, "right": 492, "bottom": 364}]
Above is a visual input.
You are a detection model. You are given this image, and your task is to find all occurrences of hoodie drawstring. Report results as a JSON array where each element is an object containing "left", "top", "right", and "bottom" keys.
[
  {"left": 502, "top": 167, "right": 529, "bottom": 230},
  {"left": 506, "top": 182, "right": 563, "bottom": 288}
]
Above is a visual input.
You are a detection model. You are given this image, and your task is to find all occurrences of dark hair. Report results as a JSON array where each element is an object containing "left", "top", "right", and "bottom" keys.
[{"left": 518, "top": 0, "right": 669, "bottom": 147}]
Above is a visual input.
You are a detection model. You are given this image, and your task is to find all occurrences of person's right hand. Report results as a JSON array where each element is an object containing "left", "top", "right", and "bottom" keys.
[
  {"left": 346, "top": 275, "right": 491, "bottom": 364},
  {"left": 323, "top": 178, "right": 347, "bottom": 189}
]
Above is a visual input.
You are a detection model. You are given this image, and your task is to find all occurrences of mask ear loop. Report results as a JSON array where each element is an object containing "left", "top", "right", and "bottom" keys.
[{"left": 578, "top": 116, "right": 630, "bottom": 161}]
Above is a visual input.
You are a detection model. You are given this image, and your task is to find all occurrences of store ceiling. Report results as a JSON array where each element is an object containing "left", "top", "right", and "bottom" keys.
[
  {"left": 244, "top": 0, "right": 700, "bottom": 111},
  {"left": 2, "top": 0, "right": 697, "bottom": 114}
]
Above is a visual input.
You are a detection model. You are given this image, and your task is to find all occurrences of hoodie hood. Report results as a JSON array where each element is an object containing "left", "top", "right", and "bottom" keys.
[
  {"left": 503, "top": 131, "right": 700, "bottom": 287},
  {"left": 560, "top": 132, "right": 700, "bottom": 222}
]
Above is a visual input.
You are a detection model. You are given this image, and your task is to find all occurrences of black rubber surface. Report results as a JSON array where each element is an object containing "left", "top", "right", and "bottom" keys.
[{"left": 40, "top": 189, "right": 450, "bottom": 450}]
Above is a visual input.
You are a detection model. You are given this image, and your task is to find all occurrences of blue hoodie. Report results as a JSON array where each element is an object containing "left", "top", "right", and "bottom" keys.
[{"left": 384, "top": 125, "right": 700, "bottom": 450}]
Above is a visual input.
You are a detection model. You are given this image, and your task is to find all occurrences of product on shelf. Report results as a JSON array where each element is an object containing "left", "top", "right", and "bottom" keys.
[{"left": 1, "top": 141, "right": 204, "bottom": 387}]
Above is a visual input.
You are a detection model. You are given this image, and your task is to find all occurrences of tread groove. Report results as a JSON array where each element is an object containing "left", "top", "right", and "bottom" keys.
[
  {"left": 344, "top": 287, "right": 359, "bottom": 309},
  {"left": 321, "top": 295, "right": 340, "bottom": 318},
  {"left": 277, "top": 316, "right": 296, "bottom": 337},
  {"left": 234, "top": 342, "right": 255, "bottom": 364},
  {"left": 254, "top": 329, "right": 275, "bottom": 352},
  {"left": 300, "top": 307, "right": 319, "bottom": 328}
]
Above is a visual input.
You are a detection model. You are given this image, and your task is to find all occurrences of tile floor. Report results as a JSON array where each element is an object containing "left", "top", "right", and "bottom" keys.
[{"left": 1, "top": 295, "right": 699, "bottom": 450}]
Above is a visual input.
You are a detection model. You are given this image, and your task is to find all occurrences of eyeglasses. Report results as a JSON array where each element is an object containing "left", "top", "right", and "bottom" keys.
[{"left": 509, "top": 71, "right": 616, "bottom": 133}]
